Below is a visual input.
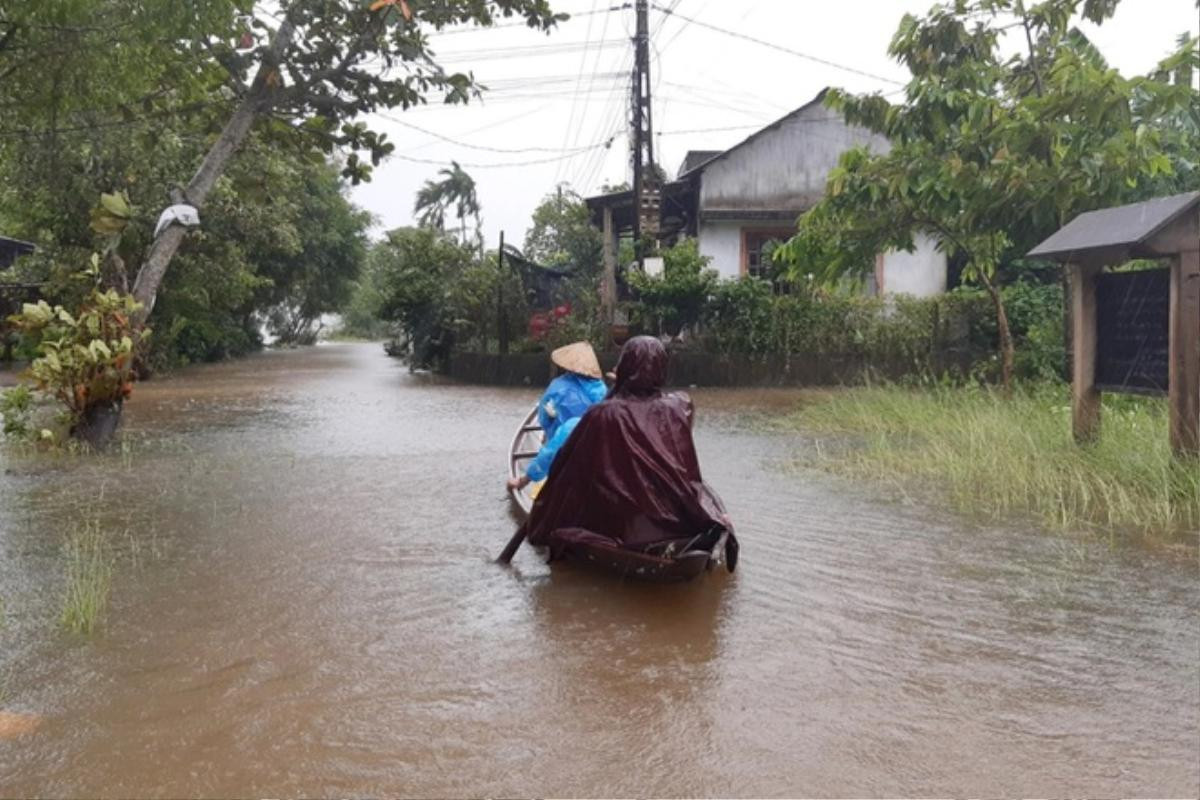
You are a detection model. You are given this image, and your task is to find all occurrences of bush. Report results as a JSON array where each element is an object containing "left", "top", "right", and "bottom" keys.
[
  {"left": 1002, "top": 280, "right": 1065, "bottom": 381},
  {"left": 373, "top": 228, "right": 530, "bottom": 368},
  {"left": 6, "top": 259, "right": 147, "bottom": 437},
  {"left": 628, "top": 239, "right": 719, "bottom": 337},
  {"left": 693, "top": 276, "right": 1058, "bottom": 382},
  {"left": 0, "top": 385, "right": 33, "bottom": 438}
]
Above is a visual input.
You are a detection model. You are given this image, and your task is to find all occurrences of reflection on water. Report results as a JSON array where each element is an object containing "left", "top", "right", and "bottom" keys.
[{"left": 0, "top": 343, "right": 1196, "bottom": 797}]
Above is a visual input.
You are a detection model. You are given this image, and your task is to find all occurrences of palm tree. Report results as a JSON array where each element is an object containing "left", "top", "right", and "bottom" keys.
[
  {"left": 413, "top": 161, "right": 481, "bottom": 245},
  {"left": 414, "top": 182, "right": 447, "bottom": 231}
]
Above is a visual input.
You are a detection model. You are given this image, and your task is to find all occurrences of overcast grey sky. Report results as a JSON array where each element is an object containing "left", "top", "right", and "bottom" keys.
[{"left": 350, "top": 0, "right": 1199, "bottom": 248}]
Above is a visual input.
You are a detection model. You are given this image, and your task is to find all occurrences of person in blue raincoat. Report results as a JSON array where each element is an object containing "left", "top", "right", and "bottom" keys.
[{"left": 507, "top": 341, "right": 607, "bottom": 492}]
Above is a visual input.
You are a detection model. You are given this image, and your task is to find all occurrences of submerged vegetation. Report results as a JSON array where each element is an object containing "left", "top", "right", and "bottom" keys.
[
  {"left": 59, "top": 519, "right": 113, "bottom": 635},
  {"left": 788, "top": 385, "right": 1199, "bottom": 541}
]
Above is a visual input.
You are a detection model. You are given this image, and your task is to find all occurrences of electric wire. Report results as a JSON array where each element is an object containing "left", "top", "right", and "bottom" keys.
[
  {"left": 376, "top": 111, "right": 616, "bottom": 154},
  {"left": 429, "top": 4, "right": 632, "bottom": 37},
  {"left": 554, "top": 0, "right": 603, "bottom": 185},
  {"left": 649, "top": 3, "right": 905, "bottom": 86}
]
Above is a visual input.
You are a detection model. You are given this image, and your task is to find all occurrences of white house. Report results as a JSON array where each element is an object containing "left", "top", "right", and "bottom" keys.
[{"left": 586, "top": 91, "right": 947, "bottom": 297}]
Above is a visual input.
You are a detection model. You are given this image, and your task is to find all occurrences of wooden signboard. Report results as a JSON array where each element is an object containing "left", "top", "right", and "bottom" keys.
[{"left": 1094, "top": 268, "right": 1170, "bottom": 395}]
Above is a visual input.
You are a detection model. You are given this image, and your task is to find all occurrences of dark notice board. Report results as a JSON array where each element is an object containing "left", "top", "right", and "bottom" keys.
[{"left": 1095, "top": 268, "right": 1170, "bottom": 395}]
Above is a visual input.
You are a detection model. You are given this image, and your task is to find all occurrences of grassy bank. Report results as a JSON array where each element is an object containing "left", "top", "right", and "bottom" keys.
[{"left": 786, "top": 384, "right": 1199, "bottom": 541}]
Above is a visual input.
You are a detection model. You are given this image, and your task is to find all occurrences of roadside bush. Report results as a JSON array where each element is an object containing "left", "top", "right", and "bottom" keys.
[
  {"left": 695, "top": 276, "right": 1062, "bottom": 381},
  {"left": 628, "top": 239, "right": 719, "bottom": 337},
  {"left": 373, "top": 228, "right": 529, "bottom": 369},
  {"left": 1003, "top": 280, "right": 1065, "bottom": 381},
  {"left": 6, "top": 258, "right": 147, "bottom": 442},
  {"left": 703, "top": 277, "right": 773, "bottom": 355}
]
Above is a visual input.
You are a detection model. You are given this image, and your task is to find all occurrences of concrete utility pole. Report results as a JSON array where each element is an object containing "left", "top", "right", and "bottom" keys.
[{"left": 631, "top": 0, "right": 659, "bottom": 266}]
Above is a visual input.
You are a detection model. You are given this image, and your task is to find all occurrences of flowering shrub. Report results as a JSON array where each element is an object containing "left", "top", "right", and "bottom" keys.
[{"left": 7, "top": 258, "right": 148, "bottom": 441}]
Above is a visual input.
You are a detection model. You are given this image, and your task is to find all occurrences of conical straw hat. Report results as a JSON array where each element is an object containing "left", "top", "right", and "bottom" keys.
[{"left": 551, "top": 341, "right": 602, "bottom": 379}]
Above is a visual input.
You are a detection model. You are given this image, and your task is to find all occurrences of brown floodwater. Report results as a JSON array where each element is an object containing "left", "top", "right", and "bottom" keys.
[{"left": 1, "top": 342, "right": 1197, "bottom": 797}]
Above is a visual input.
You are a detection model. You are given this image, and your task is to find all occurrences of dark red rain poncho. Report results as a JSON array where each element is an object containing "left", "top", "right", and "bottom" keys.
[{"left": 522, "top": 336, "right": 738, "bottom": 570}]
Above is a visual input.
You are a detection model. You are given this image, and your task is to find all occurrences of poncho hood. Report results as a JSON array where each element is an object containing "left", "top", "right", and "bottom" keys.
[{"left": 611, "top": 336, "right": 668, "bottom": 398}]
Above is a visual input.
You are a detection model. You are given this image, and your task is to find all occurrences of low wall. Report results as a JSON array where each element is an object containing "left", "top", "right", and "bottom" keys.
[{"left": 445, "top": 348, "right": 977, "bottom": 388}]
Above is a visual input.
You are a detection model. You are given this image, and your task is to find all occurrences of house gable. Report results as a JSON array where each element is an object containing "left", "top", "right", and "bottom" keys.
[{"left": 693, "top": 92, "right": 889, "bottom": 217}]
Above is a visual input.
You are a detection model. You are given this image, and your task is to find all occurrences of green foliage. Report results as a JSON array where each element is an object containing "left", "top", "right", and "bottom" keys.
[
  {"left": 60, "top": 518, "right": 113, "bottom": 635},
  {"left": 523, "top": 186, "right": 603, "bottom": 276},
  {"left": 415, "top": 161, "right": 482, "bottom": 244},
  {"left": 0, "top": 385, "right": 33, "bottom": 439},
  {"left": 372, "top": 227, "right": 519, "bottom": 369},
  {"left": 258, "top": 162, "right": 371, "bottom": 345},
  {"left": 1, "top": 121, "right": 369, "bottom": 368},
  {"left": 338, "top": 255, "right": 392, "bottom": 340},
  {"left": 775, "top": 0, "right": 1199, "bottom": 384},
  {"left": 790, "top": 383, "right": 1198, "bottom": 539},
  {"left": 628, "top": 239, "right": 719, "bottom": 336},
  {"left": 697, "top": 276, "right": 1061, "bottom": 381},
  {"left": 7, "top": 260, "right": 147, "bottom": 427},
  {"left": 0, "top": 0, "right": 555, "bottom": 366},
  {"left": 995, "top": 280, "right": 1065, "bottom": 381}
]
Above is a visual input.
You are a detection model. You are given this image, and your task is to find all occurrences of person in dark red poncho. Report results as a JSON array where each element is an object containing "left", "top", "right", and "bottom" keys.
[{"left": 520, "top": 335, "right": 738, "bottom": 571}]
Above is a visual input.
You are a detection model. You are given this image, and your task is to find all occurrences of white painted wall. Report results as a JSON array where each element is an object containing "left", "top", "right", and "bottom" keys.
[
  {"left": 698, "top": 99, "right": 889, "bottom": 214},
  {"left": 697, "top": 220, "right": 747, "bottom": 280},
  {"left": 687, "top": 97, "right": 947, "bottom": 294},
  {"left": 697, "top": 221, "right": 946, "bottom": 293},
  {"left": 880, "top": 233, "right": 947, "bottom": 298}
]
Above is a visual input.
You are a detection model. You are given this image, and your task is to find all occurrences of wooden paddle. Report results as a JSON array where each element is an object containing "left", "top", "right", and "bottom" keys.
[{"left": 497, "top": 525, "right": 525, "bottom": 564}]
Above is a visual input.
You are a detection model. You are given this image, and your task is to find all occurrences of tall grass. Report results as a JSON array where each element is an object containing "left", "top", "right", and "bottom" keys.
[
  {"left": 60, "top": 519, "right": 113, "bottom": 635},
  {"left": 789, "top": 384, "right": 1199, "bottom": 541}
]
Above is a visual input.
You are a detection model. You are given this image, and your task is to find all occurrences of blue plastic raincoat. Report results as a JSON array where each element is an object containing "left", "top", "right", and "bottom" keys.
[
  {"left": 536, "top": 373, "right": 608, "bottom": 440},
  {"left": 526, "top": 373, "right": 607, "bottom": 481}
]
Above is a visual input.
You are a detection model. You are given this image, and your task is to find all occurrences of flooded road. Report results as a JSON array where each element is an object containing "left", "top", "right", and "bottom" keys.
[{"left": 1, "top": 342, "right": 1197, "bottom": 796}]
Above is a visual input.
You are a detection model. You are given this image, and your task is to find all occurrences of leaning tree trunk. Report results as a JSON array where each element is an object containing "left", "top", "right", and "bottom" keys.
[
  {"left": 70, "top": 20, "right": 296, "bottom": 448},
  {"left": 978, "top": 270, "right": 1015, "bottom": 392},
  {"left": 130, "top": 18, "right": 296, "bottom": 327}
]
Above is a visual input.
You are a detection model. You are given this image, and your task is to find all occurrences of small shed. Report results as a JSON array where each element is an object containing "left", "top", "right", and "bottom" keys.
[
  {"left": 1028, "top": 191, "right": 1199, "bottom": 456},
  {"left": 0, "top": 235, "right": 34, "bottom": 269}
]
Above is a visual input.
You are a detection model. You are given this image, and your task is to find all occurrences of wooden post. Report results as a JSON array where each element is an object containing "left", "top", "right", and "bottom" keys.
[
  {"left": 601, "top": 206, "right": 617, "bottom": 323},
  {"left": 497, "top": 231, "right": 509, "bottom": 356},
  {"left": 1069, "top": 262, "right": 1101, "bottom": 443},
  {"left": 1168, "top": 247, "right": 1200, "bottom": 457}
]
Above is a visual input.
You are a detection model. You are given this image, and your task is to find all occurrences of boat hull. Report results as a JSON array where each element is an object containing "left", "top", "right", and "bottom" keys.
[{"left": 507, "top": 404, "right": 726, "bottom": 581}]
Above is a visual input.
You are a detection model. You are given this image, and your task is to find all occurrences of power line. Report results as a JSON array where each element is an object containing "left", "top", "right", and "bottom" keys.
[
  {"left": 657, "top": 123, "right": 762, "bottom": 136},
  {"left": 431, "top": 39, "right": 627, "bottom": 62},
  {"left": 376, "top": 112, "right": 616, "bottom": 154},
  {"left": 404, "top": 101, "right": 558, "bottom": 153},
  {"left": 570, "top": 42, "right": 635, "bottom": 191},
  {"left": 388, "top": 144, "right": 612, "bottom": 169},
  {"left": 656, "top": 0, "right": 711, "bottom": 53},
  {"left": 429, "top": 4, "right": 632, "bottom": 37},
  {"left": 649, "top": 3, "right": 905, "bottom": 87},
  {"left": 562, "top": 10, "right": 630, "bottom": 186},
  {"left": 555, "top": 0, "right": 603, "bottom": 185}
]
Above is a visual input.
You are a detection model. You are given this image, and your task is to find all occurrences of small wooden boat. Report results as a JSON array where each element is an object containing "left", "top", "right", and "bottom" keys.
[
  {"left": 506, "top": 404, "right": 729, "bottom": 581},
  {"left": 507, "top": 404, "right": 544, "bottom": 516}
]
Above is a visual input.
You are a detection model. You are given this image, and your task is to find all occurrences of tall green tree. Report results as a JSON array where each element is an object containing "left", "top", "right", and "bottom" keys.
[
  {"left": 258, "top": 162, "right": 371, "bottom": 345},
  {"left": 414, "top": 161, "right": 482, "bottom": 245},
  {"left": 372, "top": 226, "right": 476, "bottom": 368},
  {"left": 523, "top": 184, "right": 602, "bottom": 274},
  {"left": 2, "top": 0, "right": 562, "bottom": 328},
  {"left": 776, "top": 0, "right": 1199, "bottom": 387}
]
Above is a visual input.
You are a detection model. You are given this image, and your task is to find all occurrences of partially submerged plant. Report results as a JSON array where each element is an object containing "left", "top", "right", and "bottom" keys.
[
  {"left": 0, "top": 385, "right": 33, "bottom": 439},
  {"left": 60, "top": 518, "right": 113, "bottom": 636},
  {"left": 7, "top": 256, "right": 149, "bottom": 447}
]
